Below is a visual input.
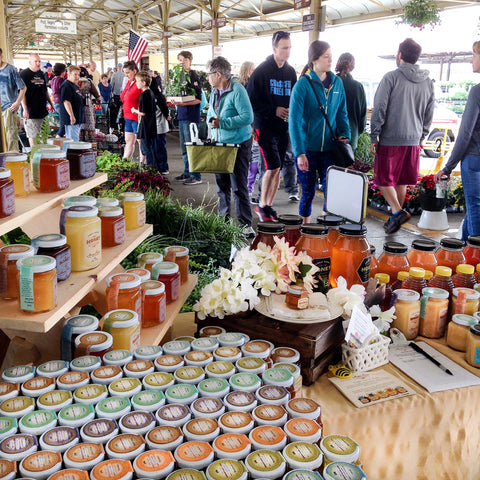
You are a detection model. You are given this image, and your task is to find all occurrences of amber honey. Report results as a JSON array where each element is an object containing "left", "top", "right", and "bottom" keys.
[
  {"left": 435, "top": 238, "right": 466, "bottom": 271},
  {"left": 0, "top": 168, "right": 15, "bottom": 218},
  {"left": 5, "top": 153, "right": 30, "bottom": 197},
  {"left": 251, "top": 222, "right": 285, "bottom": 250},
  {"left": 376, "top": 242, "right": 409, "bottom": 283},
  {"left": 151, "top": 262, "right": 180, "bottom": 304},
  {"left": 0, "top": 244, "right": 34, "bottom": 299},
  {"left": 407, "top": 239, "right": 438, "bottom": 272},
  {"left": 32, "top": 151, "right": 70, "bottom": 192},
  {"left": 164, "top": 246, "right": 189, "bottom": 284},
  {"left": 142, "top": 280, "right": 166, "bottom": 328},
  {"left": 106, "top": 273, "right": 143, "bottom": 318},
  {"left": 98, "top": 207, "right": 126, "bottom": 248}
]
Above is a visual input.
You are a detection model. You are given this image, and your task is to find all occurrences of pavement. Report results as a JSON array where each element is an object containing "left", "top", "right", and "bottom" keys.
[{"left": 163, "top": 131, "right": 465, "bottom": 256}]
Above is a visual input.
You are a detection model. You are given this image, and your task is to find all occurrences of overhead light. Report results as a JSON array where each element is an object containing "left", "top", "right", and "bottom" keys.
[
  {"left": 45, "top": 34, "right": 51, "bottom": 38},
  {"left": 55, "top": 20, "right": 62, "bottom": 27},
  {"left": 74, "top": 0, "right": 85, "bottom": 5},
  {"left": 63, "top": 12, "right": 74, "bottom": 19}
]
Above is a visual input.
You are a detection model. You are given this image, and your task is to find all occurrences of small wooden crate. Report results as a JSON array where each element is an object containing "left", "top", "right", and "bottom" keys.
[{"left": 195, "top": 310, "right": 344, "bottom": 385}]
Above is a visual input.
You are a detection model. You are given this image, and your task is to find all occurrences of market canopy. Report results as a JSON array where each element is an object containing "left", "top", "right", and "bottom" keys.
[{"left": 4, "top": 0, "right": 477, "bottom": 62}]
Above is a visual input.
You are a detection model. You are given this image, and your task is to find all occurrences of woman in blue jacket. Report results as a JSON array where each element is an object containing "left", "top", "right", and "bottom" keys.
[
  {"left": 289, "top": 41, "right": 350, "bottom": 222},
  {"left": 207, "top": 56, "right": 254, "bottom": 234}
]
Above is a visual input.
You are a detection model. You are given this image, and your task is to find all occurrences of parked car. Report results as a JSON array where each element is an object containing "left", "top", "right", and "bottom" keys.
[{"left": 424, "top": 103, "right": 459, "bottom": 158}]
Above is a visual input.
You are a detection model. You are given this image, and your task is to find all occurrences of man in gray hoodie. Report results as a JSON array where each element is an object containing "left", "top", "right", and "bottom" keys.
[{"left": 370, "top": 38, "right": 435, "bottom": 234}]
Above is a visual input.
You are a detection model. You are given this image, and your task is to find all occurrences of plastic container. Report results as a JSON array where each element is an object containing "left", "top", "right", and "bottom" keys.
[
  {"left": 251, "top": 222, "right": 285, "bottom": 250},
  {"left": 31, "top": 149, "right": 70, "bottom": 192},
  {"left": 466, "top": 324, "right": 480, "bottom": 367},
  {"left": 141, "top": 280, "right": 166, "bottom": 328},
  {"left": 419, "top": 287, "right": 450, "bottom": 338},
  {"left": 103, "top": 349, "right": 134, "bottom": 367},
  {"left": 224, "top": 391, "right": 257, "bottom": 413},
  {"left": 252, "top": 404, "right": 288, "bottom": 427},
  {"left": 295, "top": 224, "right": 331, "bottom": 286},
  {"left": 282, "top": 442, "right": 323, "bottom": 471},
  {"left": 108, "top": 378, "right": 142, "bottom": 398},
  {"left": 317, "top": 215, "right": 344, "bottom": 247},
  {"left": 143, "top": 372, "right": 175, "bottom": 392},
  {"left": 320, "top": 435, "right": 360, "bottom": 464},
  {"left": 452, "top": 287, "right": 480, "bottom": 317},
  {"left": 402, "top": 267, "right": 428, "bottom": 294},
  {"left": 70, "top": 355, "right": 101, "bottom": 373},
  {"left": 19, "top": 410, "right": 57, "bottom": 436},
  {"left": 63, "top": 442, "right": 105, "bottom": 470},
  {"left": 21, "top": 376, "right": 56, "bottom": 397},
  {"left": 278, "top": 215, "right": 303, "bottom": 248},
  {"left": 5, "top": 153, "right": 29, "bottom": 197},
  {"left": 218, "top": 412, "right": 254, "bottom": 435},
  {"left": 17, "top": 255, "right": 57, "bottom": 312},
  {"left": 19, "top": 451, "right": 62, "bottom": 480},
  {"left": 463, "top": 236, "right": 480, "bottom": 267},
  {"left": 205, "top": 361, "right": 235, "bottom": 379},
  {"left": 435, "top": 238, "right": 466, "bottom": 271},
  {"left": 183, "top": 417, "right": 220, "bottom": 443},
  {"left": 190, "top": 398, "right": 225, "bottom": 420},
  {"left": 391, "top": 289, "right": 421, "bottom": 340},
  {"left": 206, "top": 459, "right": 248, "bottom": 480},
  {"left": 74, "top": 331, "right": 113, "bottom": 360},
  {"left": 165, "top": 384, "right": 199, "bottom": 405},
  {"left": 284, "top": 418, "right": 322, "bottom": 444},
  {"left": 58, "top": 403, "right": 95, "bottom": 428},
  {"left": 98, "top": 207, "right": 126, "bottom": 248},
  {"left": 152, "top": 262, "right": 181, "bottom": 304},
  {"left": 80, "top": 418, "right": 119, "bottom": 444},
  {"left": 0, "top": 244, "right": 34, "bottom": 299},
  {"left": 407, "top": 238, "right": 438, "bottom": 272},
  {"left": 105, "top": 433, "right": 146, "bottom": 461},
  {"left": 447, "top": 314, "right": 478, "bottom": 351},
  {"left": 95, "top": 397, "right": 131, "bottom": 421},
  {"left": 123, "top": 360, "right": 155, "bottom": 378},
  {"left": 145, "top": 425, "right": 184, "bottom": 451},
  {"left": 428, "top": 266, "right": 455, "bottom": 296},
  {"left": 90, "top": 460, "right": 134, "bottom": 480},
  {"left": 133, "top": 450, "right": 175, "bottom": 479},
  {"left": 73, "top": 384, "right": 108, "bottom": 405},
  {"left": 156, "top": 404, "right": 191, "bottom": 428},
  {"left": 452, "top": 264, "right": 477, "bottom": 289},
  {"left": 37, "top": 390, "right": 73, "bottom": 412},
  {"left": 61, "top": 206, "right": 101, "bottom": 271},
  {"left": 119, "top": 411, "right": 156, "bottom": 435},
  {"left": 244, "top": 450, "right": 286, "bottom": 479},
  {"left": 174, "top": 441, "right": 214, "bottom": 470},
  {"left": 119, "top": 192, "right": 146, "bottom": 230},
  {"left": 0, "top": 433, "right": 38, "bottom": 461},
  {"left": 102, "top": 309, "right": 141, "bottom": 352},
  {"left": 131, "top": 390, "right": 165, "bottom": 412},
  {"left": 155, "top": 355, "right": 185, "bottom": 373},
  {"left": 249, "top": 426, "right": 287, "bottom": 451},
  {"left": 57, "top": 371, "right": 90, "bottom": 391},
  {"left": 39, "top": 425, "right": 79, "bottom": 452},
  {"left": 212, "top": 433, "right": 251, "bottom": 460}
]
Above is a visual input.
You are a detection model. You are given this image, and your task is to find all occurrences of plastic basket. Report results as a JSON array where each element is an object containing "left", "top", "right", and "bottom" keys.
[
  {"left": 341, "top": 334, "right": 391, "bottom": 372},
  {"left": 186, "top": 143, "right": 238, "bottom": 174}
]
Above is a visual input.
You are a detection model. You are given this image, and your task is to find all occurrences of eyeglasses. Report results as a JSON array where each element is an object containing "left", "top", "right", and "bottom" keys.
[
  {"left": 207, "top": 71, "right": 218, "bottom": 76},
  {"left": 273, "top": 31, "right": 290, "bottom": 45}
]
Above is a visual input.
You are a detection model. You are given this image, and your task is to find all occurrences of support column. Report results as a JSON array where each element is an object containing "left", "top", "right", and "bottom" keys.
[
  {"left": 159, "top": 0, "right": 171, "bottom": 87},
  {"left": 309, "top": 0, "right": 323, "bottom": 43},
  {"left": 113, "top": 24, "right": 118, "bottom": 67},
  {"left": 211, "top": 0, "right": 220, "bottom": 58},
  {"left": 88, "top": 36, "right": 93, "bottom": 64},
  {"left": 99, "top": 31, "right": 104, "bottom": 74},
  {"left": 0, "top": 0, "right": 11, "bottom": 61},
  {"left": 163, "top": 38, "right": 169, "bottom": 87}
]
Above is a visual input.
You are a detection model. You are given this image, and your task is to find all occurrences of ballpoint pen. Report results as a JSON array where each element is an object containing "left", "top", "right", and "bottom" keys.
[{"left": 409, "top": 342, "right": 454, "bottom": 376}]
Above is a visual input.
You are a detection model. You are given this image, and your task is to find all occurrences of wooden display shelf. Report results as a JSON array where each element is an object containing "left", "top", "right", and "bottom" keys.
[
  {"left": 0, "top": 223, "right": 153, "bottom": 333},
  {"left": 141, "top": 273, "right": 197, "bottom": 346},
  {"left": 0, "top": 173, "right": 107, "bottom": 237}
]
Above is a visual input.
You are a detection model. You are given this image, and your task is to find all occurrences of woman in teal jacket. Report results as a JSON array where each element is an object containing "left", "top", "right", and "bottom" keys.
[
  {"left": 207, "top": 56, "right": 254, "bottom": 232},
  {"left": 289, "top": 41, "right": 350, "bottom": 222}
]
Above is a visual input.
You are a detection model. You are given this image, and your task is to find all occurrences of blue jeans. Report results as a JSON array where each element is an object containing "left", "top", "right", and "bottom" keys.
[
  {"left": 140, "top": 137, "right": 156, "bottom": 169},
  {"left": 296, "top": 150, "right": 334, "bottom": 217},
  {"left": 65, "top": 124, "right": 81, "bottom": 142},
  {"left": 179, "top": 120, "right": 200, "bottom": 180},
  {"left": 461, "top": 155, "right": 480, "bottom": 240},
  {"left": 282, "top": 144, "right": 299, "bottom": 195},
  {"left": 54, "top": 103, "right": 65, "bottom": 137}
]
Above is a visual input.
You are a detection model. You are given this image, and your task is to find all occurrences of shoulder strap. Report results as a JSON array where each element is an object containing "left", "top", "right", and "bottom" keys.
[{"left": 305, "top": 75, "right": 337, "bottom": 140}]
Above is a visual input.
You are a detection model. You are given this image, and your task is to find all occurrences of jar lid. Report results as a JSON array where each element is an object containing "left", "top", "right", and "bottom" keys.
[
  {"left": 103, "top": 309, "right": 139, "bottom": 329},
  {"left": 396, "top": 271, "right": 409, "bottom": 281},
  {"left": 393, "top": 289, "right": 420, "bottom": 302},
  {"left": 142, "top": 280, "right": 165, "bottom": 295},
  {"left": 434, "top": 266, "right": 452, "bottom": 277},
  {"left": 120, "top": 192, "right": 144, "bottom": 202},
  {"left": 453, "top": 287, "right": 480, "bottom": 299},
  {"left": 98, "top": 206, "right": 123, "bottom": 217},
  {"left": 0, "top": 167, "right": 11, "bottom": 178},
  {"left": 33, "top": 233, "right": 67, "bottom": 248},
  {"left": 206, "top": 458, "right": 247, "bottom": 480},
  {"left": 257, "top": 222, "right": 285, "bottom": 234},
  {"left": 0, "top": 244, "right": 34, "bottom": 261},
  {"left": 104, "top": 350, "right": 134, "bottom": 366},
  {"left": 97, "top": 197, "right": 119, "bottom": 207},
  {"left": 17, "top": 255, "right": 56, "bottom": 273},
  {"left": 64, "top": 196, "right": 97, "bottom": 207},
  {"left": 74, "top": 384, "right": 108, "bottom": 405},
  {"left": 152, "top": 261, "right": 180, "bottom": 277},
  {"left": 300, "top": 223, "right": 327, "bottom": 236},
  {"left": 65, "top": 205, "right": 99, "bottom": 217},
  {"left": 70, "top": 355, "right": 102, "bottom": 372},
  {"left": 452, "top": 314, "right": 477, "bottom": 327},
  {"left": 134, "top": 345, "right": 163, "bottom": 360},
  {"left": 409, "top": 267, "right": 425, "bottom": 278},
  {"left": 317, "top": 215, "right": 343, "bottom": 227},
  {"left": 165, "top": 245, "right": 189, "bottom": 257},
  {"left": 421, "top": 287, "right": 449, "bottom": 299},
  {"left": 67, "top": 141, "right": 93, "bottom": 150},
  {"left": 75, "top": 331, "right": 113, "bottom": 351},
  {"left": 456, "top": 264, "right": 474, "bottom": 275},
  {"left": 411, "top": 238, "right": 437, "bottom": 252},
  {"left": 40, "top": 150, "right": 67, "bottom": 159},
  {"left": 287, "top": 284, "right": 306, "bottom": 295},
  {"left": 383, "top": 241, "right": 408, "bottom": 254},
  {"left": 440, "top": 237, "right": 465, "bottom": 250},
  {"left": 107, "top": 273, "right": 142, "bottom": 289},
  {"left": 338, "top": 224, "right": 367, "bottom": 236},
  {"left": 374, "top": 273, "right": 390, "bottom": 284},
  {"left": 33, "top": 143, "right": 60, "bottom": 151},
  {"left": 4, "top": 153, "right": 27, "bottom": 162},
  {"left": 58, "top": 404, "right": 95, "bottom": 427},
  {"left": 277, "top": 214, "right": 303, "bottom": 226},
  {"left": 470, "top": 324, "right": 480, "bottom": 336},
  {"left": 263, "top": 368, "right": 293, "bottom": 387},
  {"left": 46, "top": 138, "right": 73, "bottom": 146},
  {"left": 138, "top": 252, "right": 164, "bottom": 264},
  {"left": 467, "top": 235, "right": 480, "bottom": 247},
  {"left": 64, "top": 314, "right": 99, "bottom": 334}
]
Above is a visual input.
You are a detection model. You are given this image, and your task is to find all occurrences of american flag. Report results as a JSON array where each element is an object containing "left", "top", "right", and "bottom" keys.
[{"left": 128, "top": 30, "right": 148, "bottom": 64}]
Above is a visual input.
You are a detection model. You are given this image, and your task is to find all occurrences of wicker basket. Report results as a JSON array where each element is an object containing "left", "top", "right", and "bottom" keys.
[{"left": 341, "top": 334, "right": 391, "bottom": 372}]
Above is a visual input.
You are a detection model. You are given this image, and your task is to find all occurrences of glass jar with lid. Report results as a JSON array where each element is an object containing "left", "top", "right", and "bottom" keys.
[
  {"left": 152, "top": 262, "right": 180, "bottom": 304},
  {"left": 435, "top": 238, "right": 466, "bottom": 271},
  {"left": 106, "top": 273, "right": 142, "bottom": 317},
  {"left": 407, "top": 239, "right": 438, "bottom": 272},
  {"left": 428, "top": 266, "right": 455, "bottom": 295},
  {"left": 463, "top": 236, "right": 480, "bottom": 267},
  {"left": 98, "top": 206, "right": 126, "bottom": 248},
  {"left": 137, "top": 252, "right": 164, "bottom": 273},
  {"left": 277, "top": 215, "right": 302, "bottom": 249},
  {"left": 466, "top": 324, "right": 480, "bottom": 367},
  {"left": 5, "top": 153, "right": 30, "bottom": 197},
  {"left": 329, "top": 224, "right": 370, "bottom": 288},
  {"left": 97, "top": 197, "right": 120, "bottom": 208},
  {"left": 102, "top": 309, "right": 141, "bottom": 351},
  {"left": 377, "top": 241, "right": 409, "bottom": 283},
  {"left": 402, "top": 267, "right": 428, "bottom": 295},
  {"left": 0, "top": 244, "right": 34, "bottom": 299},
  {"left": 317, "top": 215, "right": 344, "bottom": 246},
  {"left": 0, "top": 167, "right": 15, "bottom": 218},
  {"left": 451, "top": 287, "right": 480, "bottom": 317},
  {"left": 74, "top": 331, "right": 113, "bottom": 359},
  {"left": 142, "top": 280, "right": 166, "bottom": 328},
  {"left": 119, "top": 192, "right": 146, "bottom": 230},
  {"left": 164, "top": 246, "right": 189, "bottom": 284},
  {"left": 251, "top": 222, "right": 285, "bottom": 250},
  {"left": 61, "top": 206, "right": 101, "bottom": 271},
  {"left": 447, "top": 314, "right": 478, "bottom": 351},
  {"left": 296, "top": 224, "right": 331, "bottom": 288},
  {"left": 33, "top": 233, "right": 71, "bottom": 282},
  {"left": 419, "top": 287, "right": 449, "bottom": 338},
  {"left": 64, "top": 196, "right": 97, "bottom": 208},
  {"left": 392, "top": 289, "right": 421, "bottom": 340},
  {"left": 61, "top": 314, "right": 100, "bottom": 362},
  {"left": 65, "top": 142, "right": 96, "bottom": 180},
  {"left": 452, "top": 264, "right": 477, "bottom": 289},
  {"left": 32, "top": 150, "right": 70, "bottom": 192}
]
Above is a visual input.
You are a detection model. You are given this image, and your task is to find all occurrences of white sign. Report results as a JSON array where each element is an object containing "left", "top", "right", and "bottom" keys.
[{"left": 35, "top": 18, "right": 77, "bottom": 34}]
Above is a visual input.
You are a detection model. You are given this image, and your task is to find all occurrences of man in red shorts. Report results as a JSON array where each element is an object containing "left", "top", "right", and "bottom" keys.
[{"left": 370, "top": 38, "right": 435, "bottom": 234}]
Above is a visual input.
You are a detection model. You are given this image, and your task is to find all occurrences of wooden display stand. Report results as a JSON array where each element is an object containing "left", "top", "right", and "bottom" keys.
[
  {"left": 195, "top": 310, "right": 344, "bottom": 385},
  {"left": 0, "top": 173, "right": 198, "bottom": 368}
]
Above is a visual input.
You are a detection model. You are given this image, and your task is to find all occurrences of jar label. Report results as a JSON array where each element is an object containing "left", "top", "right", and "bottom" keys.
[
  {"left": 79, "top": 153, "right": 96, "bottom": 178},
  {"left": 91, "top": 459, "right": 133, "bottom": 479},
  {"left": 144, "top": 373, "right": 173, "bottom": 387},
  {"left": 220, "top": 412, "right": 251, "bottom": 429},
  {"left": 58, "top": 371, "right": 89, "bottom": 385},
  {"left": 171, "top": 275, "right": 180, "bottom": 300},
  {"left": 120, "top": 411, "right": 154, "bottom": 429},
  {"left": 147, "top": 426, "right": 182, "bottom": 444},
  {"left": 192, "top": 398, "right": 223, "bottom": 414},
  {"left": 288, "top": 398, "right": 319, "bottom": 414},
  {"left": 156, "top": 355, "right": 183, "bottom": 367},
  {"left": 286, "top": 418, "right": 319, "bottom": 437},
  {"left": 60, "top": 404, "right": 93, "bottom": 420},
  {"left": 57, "top": 162, "right": 70, "bottom": 189},
  {"left": 313, "top": 256, "right": 331, "bottom": 280},
  {"left": 193, "top": 338, "right": 217, "bottom": 349},
  {"left": 257, "top": 386, "right": 288, "bottom": 401},
  {"left": 137, "top": 203, "right": 146, "bottom": 226},
  {"left": 243, "top": 341, "right": 269, "bottom": 354},
  {"left": 167, "top": 384, "right": 197, "bottom": 400},
  {"left": 356, "top": 256, "right": 371, "bottom": 284},
  {"left": 135, "top": 450, "right": 174, "bottom": 471},
  {"left": 186, "top": 351, "right": 212, "bottom": 362},
  {"left": 251, "top": 426, "right": 285, "bottom": 445},
  {"left": 199, "top": 378, "right": 226, "bottom": 393},
  {"left": 83, "top": 229, "right": 101, "bottom": 267},
  {"left": 32, "top": 151, "right": 42, "bottom": 188},
  {"left": 226, "top": 392, "right": 255, "bottom": 407},
  {"left": 20, "top": 410, "right": 56, "bottom": 428},
  {"left": 38, "top": 390, "right": 71, "bottom": 406},
  {"left": 22, "top": 376, "right": 55, "bottom": 391},
  {"left": 41, "top": 426, "right": 77, "bottom": 446},
  {"left": 215, "top": 347, "right": 240, "bottom": 358},
  {"left": 321, "top": 435, "right": 358, "bottom": 455},
  {"left": 133, "top": 391, "right": 163, "bottom": 407},
  {"left": 65, "top": 442, "right": 104, "bottom": 463},
  {"left": 21, "top": 450, "right": 62, "bottom": 472},
  {"left": 1, "top": 182, "right": 15, "bottom": 215},
  {"left": 38, "top": 361, "right": 67, "bottom": 374},
  {"left": 254, "top": 404, "right": 286, "bottom": 421},
  {"left": 214, "top": 434, "right": 250, "bottom": 453},
  {"left": 0, "top": 396, "right": 34, "bottom": 412},
  {"left": 475, "top": 346, "right": 480, "bottom": 364},
  {"left": 157, "top": 404, "right": 189, "bottom": 421},
  {"left": 71, "top": 356, "right": 99, "bottom": 368},
  {"left": 0, "top": 434, "right": 35, "bottom": 453},
  {"left": 83, "top": 419, "right": 117, "bottom": 437},
  {"left": 284, "top": 442, "right": 319, "bottom": 462},
  {"left": 110, "top": 378, "right": 141, "bottom": 393},
  {"left": 75, "top": 385, "right": 107, "bottom": 400},
  {"left": 136, "top": 345, "right": 161, "bottom": 356},
  {"left": 230, "top": 374, "right": 258, "bottom": 388},
  {"left": 246, "top": 450, "right": 283, "bottom": 471},
  {"left": 207, "top": 362, "right": 234, "bottom": 375},
  {"left": 56, "top": 249, "right": 72, "bottom": 281},
  {"left": 108, "top": 433, "right": 144, "bottom": 453},
  {"left": 105, "top": 350, "right": 131, "bottom": 361},
  {"left": 176, "top": 367, "right": 203, "bottom": 380},
  {"left": 176, "top": 441, "right": 213, "bottom": 461},
  {"left": 185, "top": 418, "right": 218, "bottom": 435},
  {"left": 0, "top": 416, "right": 16, "bottom": 433},
  {"left": 126, "top": 360, "right": 153, "bottom": 372},
  {"left": 408, "top": 310, "right": 420, "bottom": 338},
  {"left": 19, "top": 262, "right": 35, "bottom": 311},
  {"left": 2, "top": 365, "right": 34, "bottom": 380},
  {"left": 23, "top": 166, "right": 30, "bottom": 194}
]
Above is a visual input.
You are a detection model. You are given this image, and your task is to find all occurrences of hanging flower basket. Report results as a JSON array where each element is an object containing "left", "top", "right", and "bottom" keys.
[{"left": 399, "top": 0, "right": 441, "bottom": 30}]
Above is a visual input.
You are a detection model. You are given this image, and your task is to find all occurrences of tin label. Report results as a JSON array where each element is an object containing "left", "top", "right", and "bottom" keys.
[
  {"left": 74, "top": 384, "right": 107, "bottom": 400},
  {"left": 220, "top": 412, "right": 252, "bottom": 429},
  {"left": 83, "top": 419, "right": 117, "bottom": 438},
  {"left": 147, "top": 426, "right": 182, "bottom": 444},
  {"left": 191, "top": 398, "right": 224, "bottom": 415},
  {"left": 41, "top": 426, "right": 78, "bottom": 447},
  {"left": 120, "top": 412, "right": 154, "bottom": 430},
  {"left": 107, "top": 434, "right": 144, "bottom": 453},
  {"left": 225, "top": 392, "right": 255, "bottom": 407},
  {"left": 21, "top": 451, "right": 62, "bottom": 472}
]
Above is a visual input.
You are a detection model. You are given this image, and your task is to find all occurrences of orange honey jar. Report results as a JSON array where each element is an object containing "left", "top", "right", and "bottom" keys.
[
  {"left": 0, "top": 244, "right": 34, "bottom": 299},
  {"left": 0, "top": 168, "right": 15, "bottom": 217},
  {"left": 98, "top": 207, "right": 126, "bottom": 248}
]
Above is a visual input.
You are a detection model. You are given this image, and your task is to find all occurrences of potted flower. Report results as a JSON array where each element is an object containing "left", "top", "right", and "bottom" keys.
[
  {"left": 418, "top": 174, "right": 446, "bottom": 211},
  {"left": 399, "top": 0, "right": 441, "bottom": 30},
  {"left": 166, "top": 64, "right": 197, "bottom": 103}
]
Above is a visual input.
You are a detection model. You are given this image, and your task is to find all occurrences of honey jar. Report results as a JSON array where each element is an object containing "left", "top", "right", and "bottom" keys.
[
  {"left": 277, "top": 215, "right": 302, "bottom": 249},
  {"left": 447, "top": 314, "right": 478, "bottom": 351},
  {"left": 317, "top": 215, "right": 344, "bottom": 246},
  {"left": 419, "top": 287, "right": 449, "bottom": 338},
  {"left": 391, "top": 289, "right": 421, "bottom": 340},
  {"left": 106, "top": 273, "right": 142, "bottom": 317},
  {"left": 119, "top": 192, "right": 146, "bottom": 230},
  {"left": 61, "top": 206, "right": 101, "bottom": 272},
  {"left": 451, "top": 287, "right": 480, "bottom": 317},
  {"left": 64, "top": 196, "right": 97, "bottom": 208},
  {"left": 0, "top": 168, "right": 15, "bottom": 218},
  {"left": 65, "top": 142, "right": 96, "bottom": 180},
  {"left": 74, "top": 331, "right": 113, "bottom": 359},
  {"left": 98, "top": 207, "right": 126, "bottom": 248},
  {"left": 96, "top": 197, "right": 120, "bottom": 208},
  {"left": 125, "top": 268, "right": 150, "bottom": 283},
  {"left": 17, "top": 255, "right": 57, "bottom": 313},
  {"left": 251, "top": 222, "right": 285, "bottom": 250},
  {"left": 466, "top": 324, "right": 480, "bottom": 367},
  {"left": 164, "top": 246, "right": 189, "bottom": 284},
  {"left": 137, "top": 252, "right": 164, "bottom": 273},
  {"left": 141, "top": 280, "right": 166, "bottom": 328},
  {"left": 376, "top": 241, "right": 409, "bottom": 283},
  {"left": 0, "top": 244, "right": 34, "bottom": 299},
  {"left": 285, "top": 284, "right": 309, "bottom": 309},
  {"left": 102, "top": 309, "right": 141, "bottom": 351},
  {"left": 407, "top": 238, "right": 438, "bottom": 272},
  {"left": 152, "top": 262, "right": 180, "bottom": 304},
  {"left": 31, "top": 150, "right": 70, "bottom": 192},
  {"left": 5, "top": 153, "right": 30, "bottom": 197},
  {"left": 435, "top": 238, "right": 466, "bottom": 271},
  {"left": 61, "top": 314, "right": 100, "bottom": 362},
  {"left": 33, "top": 233, "right": 71, "bottom": 282}
]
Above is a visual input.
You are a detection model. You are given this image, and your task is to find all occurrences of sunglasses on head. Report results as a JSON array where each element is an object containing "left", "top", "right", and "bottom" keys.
[{"left": 273, "top": 31, "right": 290, "bottom": 45}]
